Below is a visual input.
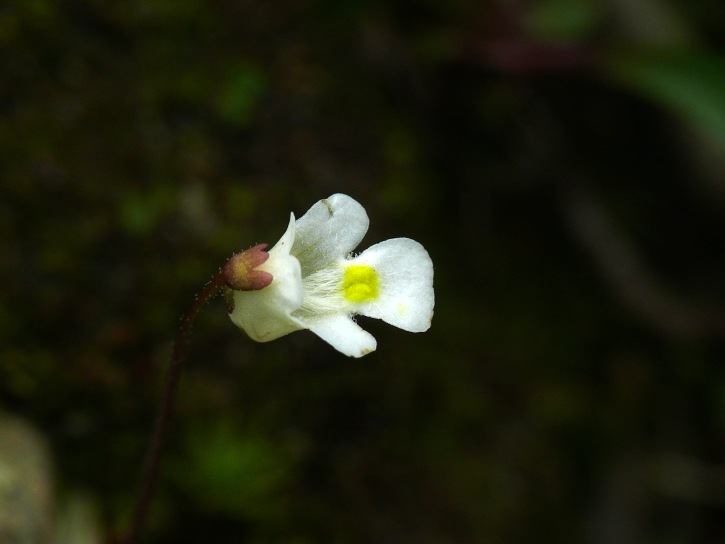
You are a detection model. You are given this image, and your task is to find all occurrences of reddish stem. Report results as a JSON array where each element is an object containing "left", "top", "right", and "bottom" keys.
[{"left": 122, "top": 271, "right": 226, "bottom": 544}]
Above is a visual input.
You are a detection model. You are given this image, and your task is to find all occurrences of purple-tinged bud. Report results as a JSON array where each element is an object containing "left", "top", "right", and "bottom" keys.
[{"left": 222, "top": 243, "right": 274, "bottom": 291}]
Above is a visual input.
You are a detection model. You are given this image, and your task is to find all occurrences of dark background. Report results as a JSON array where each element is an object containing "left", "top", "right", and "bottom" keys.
[{"left": 2, "top": 0, "right": 725, "bottom": 542}]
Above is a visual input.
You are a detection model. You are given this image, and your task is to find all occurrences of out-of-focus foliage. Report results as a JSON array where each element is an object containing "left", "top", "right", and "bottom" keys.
[
  {"left": 609, "top": 52, "right": 725, "bottom": 147},
  {"left": 1, "top": 0, "right": 725, "bottom": 542}
]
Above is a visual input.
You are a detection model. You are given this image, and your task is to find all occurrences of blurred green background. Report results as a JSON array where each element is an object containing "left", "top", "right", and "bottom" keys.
[{"left": 2, "top": 0, "right": 725, "bottom": 542}]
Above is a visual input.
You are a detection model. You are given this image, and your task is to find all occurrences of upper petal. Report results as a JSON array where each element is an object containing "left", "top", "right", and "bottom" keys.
[
  {"left": 304, "top": 313, "right": 377, "bottom": 358},
  {"left": 348, "top": 238, "right": 434, "bottom": 332},
  {"left": 292, "top": 194, "right": 369, "bottom": 276},
  {"left": 270, "top": 213, "right": 296, "bottom": 257}
]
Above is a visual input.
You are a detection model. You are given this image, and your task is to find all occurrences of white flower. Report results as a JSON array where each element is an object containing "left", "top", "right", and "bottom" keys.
[{"left": 228, "top": 194, "right": 434, "bottom": 357}]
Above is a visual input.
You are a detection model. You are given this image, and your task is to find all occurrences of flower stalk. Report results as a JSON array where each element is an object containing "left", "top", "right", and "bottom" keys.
[
  {"left": 122, "top": 244, "right": 272, "bottom": 544},
  {"left": 121, "top": 271, "right": 225, "bottom": 544}
]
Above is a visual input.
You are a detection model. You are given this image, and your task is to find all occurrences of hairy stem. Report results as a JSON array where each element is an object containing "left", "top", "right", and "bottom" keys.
[{"left": 122, "top": 271, "right": 226, "bottom": 544}]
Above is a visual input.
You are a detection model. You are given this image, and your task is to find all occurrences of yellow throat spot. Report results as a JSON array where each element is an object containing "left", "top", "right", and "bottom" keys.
[{"left": 342, "top": 264, "right": 380, "bottom": 303}]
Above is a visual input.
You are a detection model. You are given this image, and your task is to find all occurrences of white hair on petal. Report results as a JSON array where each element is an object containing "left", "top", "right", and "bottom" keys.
[{"left": 296, "top": 264, "right": 350, "bottom": 317}]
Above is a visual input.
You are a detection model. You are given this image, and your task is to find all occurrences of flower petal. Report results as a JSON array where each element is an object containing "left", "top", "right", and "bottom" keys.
[
  {"left": 229, "top": 214, "right": 306, "bottom": 341},
  {"left": 349, "top": 238, "right": 434, "bottom": 332},
  {"left": 292, "top": 194, "right": 369, "bottom": 276},
  {"left": 305, "top": 314, "right": 377, "bottom": 357},
  {"left": 271, "top": 213, "right": 296, "bottom": 255}
]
